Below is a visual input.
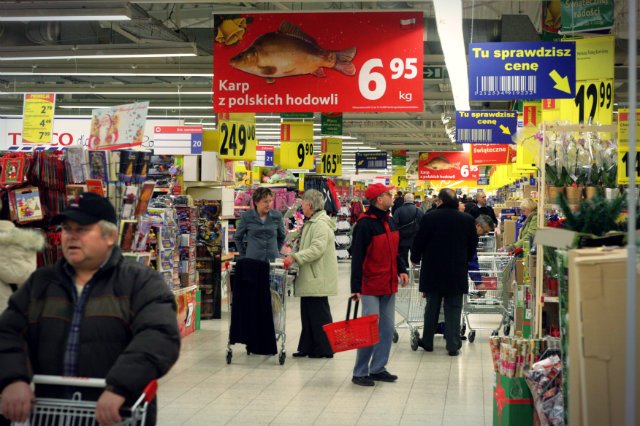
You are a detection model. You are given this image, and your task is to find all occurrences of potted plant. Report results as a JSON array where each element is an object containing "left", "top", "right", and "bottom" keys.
[
  {"left": 558, "top": 192, "right": 626, "bottom": 247},
  {"left": 545, "top": 163, "right": 566, "bottom": 204},
  {"left": 585, "top": 164, "right": 603, "bottom": 200}
]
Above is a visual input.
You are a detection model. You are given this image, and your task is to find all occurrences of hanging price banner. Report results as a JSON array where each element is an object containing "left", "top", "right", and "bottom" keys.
[
  {"left": 554, "top": 79, "right": 614, "bottom": 124},
  {"left": 418, "top": 152, "right": 479, "bottom": 181},
  {"left": 617, "top": 109, "right": 640, "bottom": 185},
  {"left": 280, "top": 141, "right": 315, "bottom": 169},
  {"left": 318, "top": 138, "right": 342, "bottom": 176},
  {"left": 22, "top": 94, "right": 55, "bottom": 144},
  {"left": 216, "top": 119, "right": 257, "bottom": 160}
]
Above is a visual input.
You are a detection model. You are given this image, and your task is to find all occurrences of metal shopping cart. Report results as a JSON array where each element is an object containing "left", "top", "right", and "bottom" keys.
[
  {"left": 462, "top": 252, "right": 516, "bottom": 343},
  {"left": 0, "top": 375, "right": 156, "bottom": 426},
  {"left": 477, "top": 233, "right": 497, "bottom": 253},
  {"left": 226, "top": 261, "right": 290, "bottom": 365}
]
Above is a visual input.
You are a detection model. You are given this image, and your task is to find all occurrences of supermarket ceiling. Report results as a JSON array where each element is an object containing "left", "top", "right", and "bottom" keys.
[{"left": 0, "top": 0, "right": 638, "bottom": 160}]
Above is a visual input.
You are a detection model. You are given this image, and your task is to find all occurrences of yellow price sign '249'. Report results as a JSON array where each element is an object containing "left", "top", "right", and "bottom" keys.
[{"left": 217, "top": 120, "right": 257, "bottom": 160}]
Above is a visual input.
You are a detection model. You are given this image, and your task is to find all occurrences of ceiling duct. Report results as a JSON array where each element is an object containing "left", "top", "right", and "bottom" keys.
[
  {"left": 500, "top": 14, "right": 539, "bottom": 42},
  {"left": 25, "top": 21, "right": 60, "bottom": 45}
]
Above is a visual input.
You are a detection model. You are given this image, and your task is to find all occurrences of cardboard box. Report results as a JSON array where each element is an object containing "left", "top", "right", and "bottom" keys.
[
  {"left": 493, "top": 373, "right": 534, "bottom": 426},
  {"left": 515, "top": 259, "right": 524, "bottom": 285},
  {"left": 503, "top": 220, "right": 517, "bottom": 248},
  {"left": 522, "top": 184, "right": 537, "bottom": 199},
  {"left": 568, "top": 248, "right": 640, "bottom": 426}
]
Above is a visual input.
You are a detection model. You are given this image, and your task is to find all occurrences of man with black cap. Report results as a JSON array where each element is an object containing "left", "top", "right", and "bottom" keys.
[
  {"left": 0, "top": 193, "right": 180, "bottom": 426},
  {"left": 351, "top": 183, "right": 409, "bottom": 387}
]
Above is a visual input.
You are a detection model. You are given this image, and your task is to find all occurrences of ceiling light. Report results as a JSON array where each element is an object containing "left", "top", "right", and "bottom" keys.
[
  {"left": 433, "top": 0, "right": 470, "bottom": 110},
  {"left": 0, "top": 43, "right": 198, "bottom": 61},
  {"left": 0, "top": 4, "right": 132, "bottom": 22}
]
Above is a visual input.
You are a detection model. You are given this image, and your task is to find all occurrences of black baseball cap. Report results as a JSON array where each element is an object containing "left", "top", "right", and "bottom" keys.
[{"left": 52, "top": 192, "right": 118, "bottom": 225}]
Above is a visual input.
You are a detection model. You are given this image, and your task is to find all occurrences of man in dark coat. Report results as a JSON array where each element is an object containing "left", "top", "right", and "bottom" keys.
[
  {"left": 410, "top": 188, "right": 478, "bottom": 356},
  {"left": 0, "top": 193, "right": 180, "bottom": 426},
  {"left": 476, "top": 191, "right": 498, "bottom": 226},
  {"left": 392, "top": 193, "right": 424, "bottom": 269}
]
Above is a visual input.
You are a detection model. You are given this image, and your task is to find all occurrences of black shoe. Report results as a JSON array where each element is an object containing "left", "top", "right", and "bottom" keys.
[
  {"left": 352, "top": 376, "right": 375, "bottom": 386},
  {"left": 448, "top": 350, "right": 460, "bottom": 356},
  {"left": 292, "top": 352, "right": 308, "bottom": 358},
  {"left": 308, "top": 354, "right": 334, "bottom": 359},
  {"left": 417, "top": 339, "right": 433, "bottom": 352},
  {"left": 369, "top": 371, "right": 398, "bottom": 382}
]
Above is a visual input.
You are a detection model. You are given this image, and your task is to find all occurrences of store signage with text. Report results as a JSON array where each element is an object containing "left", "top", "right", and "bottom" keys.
[
  {"left": 418, "top": 152, "right": 479, "bottom": 180},
  {"left": 561, "top": 0, "right": 614, "bottom": 33},
  {"left": 391, "top": 150, "right": 407, "bottom": 166},
  {"left": 89, "top": 102, "right": 149, "bottom": 150},
  {"left": 213, "top": 12, "right": 423, "bottom": 112},
  {"left": 318, "top": 138, "right": 342, "bottom": 176},
  {"left": 255, "top": 145, "right": 275, "bottom": 167},
  {"left": 455, "top": 111, "right": 517, "bottom": 144},
  {"left": 22, "top": 94, "right": 55, "bottom": 144},
  {"left": 616, "top": 109, "right": 640, "bottom": 185},
  {"left": 470, "top": 144, "right": 515, "bottom": 166},
  {"left": 355, "top": 152, "right": 387, "bottom": 170},
  {"left": 153, "top": 126, "right": 203, "bottom": 155},
  {"left": 468, "top": 41, "right": 576, "bottom": 100},
  {"left": 217, "top": 120, "right": 257, "bottom": 161},
  {"left": 321, "top": 113, "right": 343, "bottom": 136}
]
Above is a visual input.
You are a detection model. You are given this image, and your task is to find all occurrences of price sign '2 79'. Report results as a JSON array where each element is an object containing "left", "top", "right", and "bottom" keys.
[{"left": 218, "top": 120, "right": 257, "bottom": 160}]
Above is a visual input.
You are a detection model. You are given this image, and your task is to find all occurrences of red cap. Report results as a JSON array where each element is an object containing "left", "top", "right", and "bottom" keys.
[{"left": 365, "top": 183, "right": 396, "bottom": 200}]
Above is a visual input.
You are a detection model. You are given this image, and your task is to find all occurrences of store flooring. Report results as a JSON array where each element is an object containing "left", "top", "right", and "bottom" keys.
[{"left": 158, "top": 263, "right": 498, "bottom": 426}]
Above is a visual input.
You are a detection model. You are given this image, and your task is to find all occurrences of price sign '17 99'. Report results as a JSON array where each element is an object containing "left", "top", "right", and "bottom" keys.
[{"left": 218, "top": 120, "right": 257, "bottom": 160}]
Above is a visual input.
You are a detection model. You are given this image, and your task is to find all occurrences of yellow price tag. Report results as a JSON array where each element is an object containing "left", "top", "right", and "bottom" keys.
[
  {"left": 617, "top": 109, "right": 640, "bottom": 149},
  {"left": 217, "top": 120, "right": 257, "bottom": 160},
  {"left": 617, "top": 109, "right": 640, "bottom": 185},
  {"left": 280, "top": 141, "right": 315, "bottom": 169},
  {"left": 318, "top": 138, "right": 342, "bottom": 176},
  {"left": 22, "top": 93, "right": 55, "bottom": 144},
  {"left": 617, "top": 149, "right": 640, "bottom": 185}
]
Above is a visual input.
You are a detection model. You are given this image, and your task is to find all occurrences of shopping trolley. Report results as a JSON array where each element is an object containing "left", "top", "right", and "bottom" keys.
[
  {"left": 393, "top": 267, "right": 426, "bottom": 350},
  {"left": 0, "top": 375, "right": 156, "bottom": 426},
  {"left": 477, "top": 233, "right": 497, "bottom": 253},
  {"left": 226, "top": 261, "right": 289, "bottom": 365},
  {"left": 462, "top": 252, "right": 515, "bottom": 343}
]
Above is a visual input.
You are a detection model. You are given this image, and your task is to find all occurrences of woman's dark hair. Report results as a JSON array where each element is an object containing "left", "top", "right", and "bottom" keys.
[{"left": 252, "top": 187, "right": 273, "bottom": 207}]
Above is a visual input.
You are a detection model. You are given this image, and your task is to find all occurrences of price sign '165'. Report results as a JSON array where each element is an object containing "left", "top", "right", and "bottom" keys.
[
  {"left": 218, "top": 120, "right": 257, "bottom": 160},
  {"left": 359, "top": 58, "right": 418, "bottom": 101},
  {"left": 320, "top": 153, "right": 342, "bottom": 176}
]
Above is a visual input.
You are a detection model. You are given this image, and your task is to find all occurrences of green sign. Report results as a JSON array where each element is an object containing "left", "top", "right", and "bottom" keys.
[
  {"left": 321, "top": 113, "right": 343, "bottom": 136},
  {"left": 280, "top": 112, "right": 314, "bottom": 119},
  {"left": 561, "top": 0, "right": 614, "bottom": 33},
  {"left": 391, "top": 150, "right": 406, "bottom": 166},
  {"left": 424, "top": 66, "right": 446, "bottom": 79}
]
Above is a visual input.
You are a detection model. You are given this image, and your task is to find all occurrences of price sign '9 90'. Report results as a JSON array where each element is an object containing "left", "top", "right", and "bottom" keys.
[
  {"left": 217, "top": 120, "right": 257, "bottom": 160},
  {"left": 280, "top": 141, "right": 314, "bottom": 169}
]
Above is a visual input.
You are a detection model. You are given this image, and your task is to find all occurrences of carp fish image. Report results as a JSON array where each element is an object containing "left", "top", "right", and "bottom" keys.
[
  {"left": 229, "top": 20, "right": 357, "bottom": 83},
  {"left": 421, "top": 155, "right": 461, "bottom": 171}
]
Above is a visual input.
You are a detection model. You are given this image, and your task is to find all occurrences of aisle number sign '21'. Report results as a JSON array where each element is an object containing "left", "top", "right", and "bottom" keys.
[
  {"left": 213, "top": 12, "right": 423, "bottom": 112},
  {"left": 217, "top": 120, "right": 257, "bottom": 160}
]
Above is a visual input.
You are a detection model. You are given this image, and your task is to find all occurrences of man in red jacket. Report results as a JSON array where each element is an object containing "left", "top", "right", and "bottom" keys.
[{"left": 351, "top": 183, "right": 409, "bottom": 387}]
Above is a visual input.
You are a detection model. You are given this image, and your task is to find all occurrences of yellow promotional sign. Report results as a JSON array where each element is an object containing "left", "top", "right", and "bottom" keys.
[
  {"left": 22, "top": 94, "right": 55, "bottom": 144},
  {"left": 216, "top": 120, "right": 257, "bottom": 160},
  {"left": 318, "top": 138, "right": 342, "bottom": 176},
  {"left": 616, "top": 109, "right": 640, "bottom": 184},
  {"left": 279, "top": 121, "right": 314, "bottom": 169}
]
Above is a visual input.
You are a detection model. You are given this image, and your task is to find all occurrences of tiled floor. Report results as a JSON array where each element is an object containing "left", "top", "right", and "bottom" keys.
[{"left": 158, "top": 263, "right": 499, "bottom": 425}]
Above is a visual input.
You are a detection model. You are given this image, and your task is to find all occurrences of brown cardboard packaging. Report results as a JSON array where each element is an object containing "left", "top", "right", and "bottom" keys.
[
  {"left": 515, "top": 259, "right": 524, "bottom": 285},
  {"left": 522, "top": 184, "right": 537, "bottom": 199},
  {"left": 503, "top": 220, "right": 517, "bottom": 248},
  {"left": 568, "top": 248, "right": 640, "bottom": 426},
  {"left": 506, "top": 200, "right": 520, "bottom": 208}
]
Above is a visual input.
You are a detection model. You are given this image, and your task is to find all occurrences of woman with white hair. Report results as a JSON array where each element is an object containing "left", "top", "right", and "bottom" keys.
[
  {"left": 506, "top": 198, "right": 538, "bottom": 251},
  {"left": 283, "top": 189, "right": 337, "bottom": 358}
]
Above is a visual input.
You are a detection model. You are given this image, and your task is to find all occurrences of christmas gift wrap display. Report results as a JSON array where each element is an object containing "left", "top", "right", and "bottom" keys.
[
  {"left": 493, "top": 373, "right": 534, "bottom": 426},
  {"left": 175, "top": 285, "right": 198, "bottom": 338}
]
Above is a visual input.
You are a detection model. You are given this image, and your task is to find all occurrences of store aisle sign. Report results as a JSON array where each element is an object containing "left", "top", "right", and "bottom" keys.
[
  {"left": 418, "top": 152, "right": 479, "bottom": 181},
  {"left": 88, "top": 102, "right": 149, "bottom": 150},
  {"left": 321, "top": 113, "right": 343, "bottom": 136},
  {"left": 216, "top": 120, "right": 257, "bottom": 161},
  {"left": 391, "top": 150, "right": 406, "bottom": 166},
  {"left": 213, "top": 12, "right": 423, "bottom": 112},
  {"left": 470, "top": 144, "right": 516, "bottom": 166},
  {"left": 22, "top": 94, "right": 55, "bottom": 144},
  {"left": 153, "top": 126, "right": 203, "bottom": 155},
  {"left": 455, "top": 111, "right": 517, "bottom": 144},
  {"left": 318, "top": 138, "right": 342, "bottom": 176},
  {"left": 468, "top": 42, "right": 576, "bottom": 100},
  {"left": 255, "top": 145, "right": 274, "bottom": 167},
  {"left": 355, "top": 152, "right": 387, "bottom": 170}
]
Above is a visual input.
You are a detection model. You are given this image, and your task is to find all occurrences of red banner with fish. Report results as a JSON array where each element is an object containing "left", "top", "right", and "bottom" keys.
[
  {"left": 418, "top": 152, "right": 479, "bottom": 181},
  {"left": 213, "top": 12, "right": 424, "bottom": 113}
]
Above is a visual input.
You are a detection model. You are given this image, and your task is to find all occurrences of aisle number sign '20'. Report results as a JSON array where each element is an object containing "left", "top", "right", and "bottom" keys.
[
  {"left": 217, "top": 120, "right": 257, "bottom": 160},
  {"left": 212, "top": 12, "right": 423, "bottom": 112}
]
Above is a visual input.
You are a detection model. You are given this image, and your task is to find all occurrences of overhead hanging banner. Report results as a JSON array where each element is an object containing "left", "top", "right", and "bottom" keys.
[
  {"left": 317, "top": 137, "right": 342, "bottom": 176},
  {"left": 321, "top": 113, "right": 343, "bottom": 136},
  {"left": 391, "top": 150, "right": 407, "bottom": 166},
  {"left": 468, "top": 41, "right": 576, "bottom": 100},
  {"left": 88, "top": 102, "right": 149, "bottom": 150},
  {"left": 617, "top": 109, "right": 640, "bottom": 184},
  {"left": 255, "top": 145, "right": 275, "bottom": 167},
  {"left": 216, "top": 119, "right": 257, "bottom": 160},
  {"left": 455, "top": 111, "right": 517, "bottom": 144},
  {"left": 22, "top": 94, "right": 55, "bottom": 144},
  {"left": 153, "top": 126, "right": 203, "bottom": 155},
  {"left": 560, "top": 0, "right": 614, "bottom": 33},
  {"left": 279, "top": 121, "right": 314, "bottom": 169},
  {"left": 355, "top": 151, "right": 388, "bottom": 170},
  {"left": 418, "top": 152, "right": 479, "bottom": 181},
  {"left": 470, "top": 144, "right": 516, "bottom": 166},
  {"left": 213, "top": 12, "right": 424, "bottom": 113}
]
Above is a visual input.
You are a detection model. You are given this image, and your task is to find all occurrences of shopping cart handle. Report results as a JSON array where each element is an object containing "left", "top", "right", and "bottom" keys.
[
  {"left": 31, "top": 375, "right": 107, "bottom": 388},
  {"left": 142, "top": 380, "right": 158, "bottom": 402}
]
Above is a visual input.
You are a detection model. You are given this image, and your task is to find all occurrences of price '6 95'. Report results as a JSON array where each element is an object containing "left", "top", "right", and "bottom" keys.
[
  {"left": 359, "top": 57, "right": 418, "bottom": 101},
  {"left": 219, "top": 121, "right": 256, "bottom": 159}
]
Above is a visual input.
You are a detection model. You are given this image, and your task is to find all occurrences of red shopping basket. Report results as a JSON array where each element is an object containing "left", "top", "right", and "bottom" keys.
[{"left": 323, "top": 298, "right": 379, "bottom": 353}]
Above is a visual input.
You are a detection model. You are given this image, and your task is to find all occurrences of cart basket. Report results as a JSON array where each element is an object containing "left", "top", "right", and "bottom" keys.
[{"left": 323, "top": 298, "right": 379, "bottom": 353}]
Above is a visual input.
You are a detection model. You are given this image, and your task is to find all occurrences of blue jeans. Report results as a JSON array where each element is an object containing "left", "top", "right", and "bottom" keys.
[{"left": 353, "top": 294, "right": 395, "bottom": 377}]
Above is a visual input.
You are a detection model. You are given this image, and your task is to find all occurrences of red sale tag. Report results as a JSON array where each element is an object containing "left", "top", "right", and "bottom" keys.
[
  {"left": 471, "top": 144, "right": 516, "bottom": 166},
  {"left": 418, "top": 152, "right": 479, "bottom": 181},
  {"left": 213, "top": 12, "right": 423, "bottom": 113}
]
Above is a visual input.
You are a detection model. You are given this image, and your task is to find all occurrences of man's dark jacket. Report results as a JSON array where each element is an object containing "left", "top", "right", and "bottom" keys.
[
  {"left": 0, "top": 246, "right": 180, "bottom": 422},
  {"left": 410, "top": 205, "right": 478, "bottom": 295},
  {"left": 392, "top": 202, "right": 424, "bottom": 248}
]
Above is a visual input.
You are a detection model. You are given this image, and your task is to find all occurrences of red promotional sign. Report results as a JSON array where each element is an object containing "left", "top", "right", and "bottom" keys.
[
  {"left": 418, "top": 152, "right": 479, "bottom": 181},
  {"left": 471, "top": 144, "right": 516, "bottom": 166},
  {"left": 213, "top": 12, "right": 423, "bottom": 113}
]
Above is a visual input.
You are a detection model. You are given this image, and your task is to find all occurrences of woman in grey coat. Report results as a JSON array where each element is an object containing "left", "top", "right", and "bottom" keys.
[
  {"left": 284, "top": 189, "right": 337, "bottom": 358},
  {"left": 235, "top": 187, "right": 286, "bottom": 262}
]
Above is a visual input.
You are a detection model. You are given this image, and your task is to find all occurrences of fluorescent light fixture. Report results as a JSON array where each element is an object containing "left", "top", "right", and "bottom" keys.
[
  {"left": 0, "top": 43, "right": 198, "bottom": 61},
  {"left": 0, "top": 4, "right": 132, "bottom": 22},
  {"left": 433, "top": 0, "right": 470, "bottom": 111}
]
